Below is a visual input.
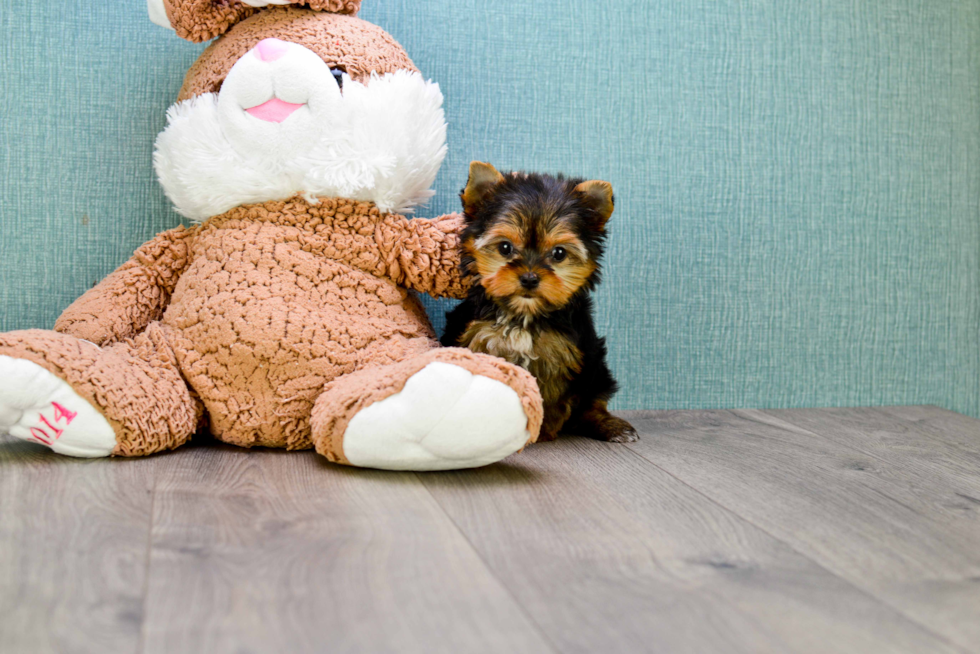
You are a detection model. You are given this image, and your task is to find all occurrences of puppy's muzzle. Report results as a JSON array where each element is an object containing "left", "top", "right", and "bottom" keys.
[{"left": 519, "top": 272, "right": 540, "bottom": 290}]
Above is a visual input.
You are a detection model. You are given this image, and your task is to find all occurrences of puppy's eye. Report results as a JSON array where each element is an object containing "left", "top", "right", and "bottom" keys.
[
  {"left": 551, "top": 246, "right": 567, "bottom": 262},
  {"left": 498, "top": 242, "right": 514, "bottom": 257},
  {"left": 331, "top": 68, "right": 345, "bottom": 90}
]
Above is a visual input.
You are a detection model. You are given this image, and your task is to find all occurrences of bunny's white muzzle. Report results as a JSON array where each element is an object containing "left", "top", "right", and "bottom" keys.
[{"left": 153, "top": 40, "right": 448, "bottom": 221}]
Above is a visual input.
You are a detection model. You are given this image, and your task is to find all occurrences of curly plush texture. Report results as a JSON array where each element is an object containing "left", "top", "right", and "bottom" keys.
[
  {"left": 0, "top": 196, "right": 530, "bottom": 460},
  {"left": 163, "top": 0, "right": 362, "bottom": 43},
  {"left": 312, "top": 347, "right": 542, "bottom": 464},
  {"left": 178, "top": 8, "right": 416, "bottom": 100},
  {"left": 163, "top": 0, "right": 254, "bottom": 43},
  {"left": 54, "top": 227, "right": 195, "bottom": 345},
  {"left": 300, "top": 0, "right": 361, "bottom": 14},
  {"left": 0, "top": 2, "right": 545, "bottom": 468},
  {"left": 0, "top": 326, "right": 204, "bottom": 457}
]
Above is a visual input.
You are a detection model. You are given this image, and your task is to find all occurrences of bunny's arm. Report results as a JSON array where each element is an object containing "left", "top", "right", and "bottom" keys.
[
  {"left": 374, "top": 212, "right": 470, "bottom": 300},
  {"left": 54, "top": 227, "right": 196, "bottom": 346}
]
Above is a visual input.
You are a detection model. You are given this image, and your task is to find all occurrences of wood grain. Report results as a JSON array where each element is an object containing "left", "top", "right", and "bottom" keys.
[
  {"left": 756, "top": 406, "right": 980, "bottom": 524},
  {"left": 0, "top": 435, "right": 155, "bottom": 654},
  {"left": 3, "top": 406, "right": 979, "bottom": 653},
  {"left": 876, "top": 405, "right": 980, "bottom": 461},
  {"left": 139, "top": 443, "right": 552, "bottom": 654},
  {"left": 418, "top": 434, "right": 957, "bottom": 654},
  {"left": 623, "top": 408, "right": 980, "bottom": 651}
]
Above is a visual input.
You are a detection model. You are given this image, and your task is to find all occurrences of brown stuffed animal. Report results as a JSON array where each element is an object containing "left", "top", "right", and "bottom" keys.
[{"left": 0, "top": 0, "right": 543, "bottom": 470}]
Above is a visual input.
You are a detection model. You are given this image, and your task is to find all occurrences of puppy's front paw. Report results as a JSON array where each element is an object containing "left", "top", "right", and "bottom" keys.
[
  {"left": 597, "top": 416, "right": 639, "bottom": 443},
  {"left": 606, "top": 426, "right": 639, "bottom": 443}
]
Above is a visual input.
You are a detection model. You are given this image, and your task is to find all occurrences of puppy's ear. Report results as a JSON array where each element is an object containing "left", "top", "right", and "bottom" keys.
[
  {"left": 574, "top": 180, "right": 614, "bottom": 230},
  {"left": 461, "top": 162, "right": 505, "bottom": 216}
]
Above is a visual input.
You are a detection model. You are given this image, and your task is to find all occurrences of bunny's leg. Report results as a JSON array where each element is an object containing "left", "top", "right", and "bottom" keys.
[
  {"left": 310, "top": 347, "right": 543, "bottom": 471},
  {"left": 0, "top": 324, "right": 203, "bottom": 457}
]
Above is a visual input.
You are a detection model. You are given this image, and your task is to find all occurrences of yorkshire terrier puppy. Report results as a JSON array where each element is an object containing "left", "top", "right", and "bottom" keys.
[{"left": 441, "top": 162, "right": 637, "bottom": 443}]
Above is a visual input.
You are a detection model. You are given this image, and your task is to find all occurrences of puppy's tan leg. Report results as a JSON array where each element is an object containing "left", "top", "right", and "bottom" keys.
[{"left": 537, "top": 398, "right": 574, "bottom": 442}]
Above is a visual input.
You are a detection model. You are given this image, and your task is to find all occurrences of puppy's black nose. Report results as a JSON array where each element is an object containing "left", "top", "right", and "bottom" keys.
[{"left": 519, "top": 272, "right": 540, "bottom": 290}]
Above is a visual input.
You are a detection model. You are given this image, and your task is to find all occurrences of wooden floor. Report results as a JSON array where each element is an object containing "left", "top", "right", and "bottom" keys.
[{"left": 2, "top": 406, "right": 980, "bottom": 653}]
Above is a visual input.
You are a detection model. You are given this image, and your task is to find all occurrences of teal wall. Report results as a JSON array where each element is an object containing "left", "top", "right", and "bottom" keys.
[{"left": 1, "top": 1, "right": 978, "bottom": 416}]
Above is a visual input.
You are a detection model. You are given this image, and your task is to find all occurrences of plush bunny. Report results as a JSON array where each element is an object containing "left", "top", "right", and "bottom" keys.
[{"left": 0, "top": 0, "right": 543, "bottom": 470}]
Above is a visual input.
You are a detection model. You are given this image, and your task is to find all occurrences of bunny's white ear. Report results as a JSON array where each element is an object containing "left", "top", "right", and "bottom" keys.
[{"left": 147, "top": 0, "right": 174, "bottom": 30}]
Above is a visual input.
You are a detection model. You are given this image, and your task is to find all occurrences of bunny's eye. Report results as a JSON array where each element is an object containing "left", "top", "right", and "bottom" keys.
[
  {"left": 498, "top": 242, "right": 514, "bottom": 257},
  {"left": 331, "top": 68, "right": 345, "bottom": 90}
]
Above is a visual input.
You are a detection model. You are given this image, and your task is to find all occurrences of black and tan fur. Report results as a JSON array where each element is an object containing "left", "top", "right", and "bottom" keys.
[{"left": 441, "top": 162, "right": 637, "bottom": 443}]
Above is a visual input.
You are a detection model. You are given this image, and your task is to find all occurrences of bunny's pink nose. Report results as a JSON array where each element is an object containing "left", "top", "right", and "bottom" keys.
[{"left": 253, "top": 38, "right": 290, "bottom": 63}]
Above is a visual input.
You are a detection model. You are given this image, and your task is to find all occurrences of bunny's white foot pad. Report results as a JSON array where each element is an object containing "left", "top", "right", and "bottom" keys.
[
  {"left": 0, "top": 356, "right": 116, "bottom": 458},
  {"left": 342, "top": 362, "right": 530, "bottom": 471}
]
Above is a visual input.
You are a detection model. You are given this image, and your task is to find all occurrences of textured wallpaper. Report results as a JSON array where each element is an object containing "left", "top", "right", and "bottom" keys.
[{"left": 1, "top": 1, "right": 977, "bottom": 416}]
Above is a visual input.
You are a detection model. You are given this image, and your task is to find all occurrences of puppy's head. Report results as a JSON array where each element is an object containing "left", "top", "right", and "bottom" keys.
[{"left": 460, "top": 162, "right": 614, "bottom": 318}]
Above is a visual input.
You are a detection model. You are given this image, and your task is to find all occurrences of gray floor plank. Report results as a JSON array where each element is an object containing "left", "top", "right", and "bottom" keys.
[
  {"left": 4, "top": 407, "right": 978, "bottom": 653},
  {"left": 876, "top": 406, "right": 980, "bottom": 461},
  {"left": 0, "top": 435, "right": 155, "bottom": 654},
  {"left": 418, "top": 434, "right": 958, "bottom": 654},
  {"left": 754, "top": 407, "right": 980, "bottom": 528},
  {"left": 140, "top": 443, "right": 553, "bottom": 654},
  {"left": 751, "top": 407, "right": 980, "bottom": 646},
  {"left": 623, "top": 409, "right": 980, "bottom": 651}
]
